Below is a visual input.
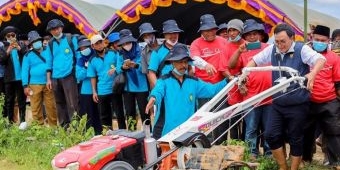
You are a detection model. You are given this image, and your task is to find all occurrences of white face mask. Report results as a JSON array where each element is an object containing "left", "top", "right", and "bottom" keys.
[
  {"left": 122, "top": 43, "right": 133, "bottom": 51},
  {"left": 144, "top": 35, "right": 155, "bottom": 45},
  {"left": 166, "top": 39, "right": 177, "bottom": 46},
  {"left": 53, "top": 33, "right": 63, "bottom": 40}
]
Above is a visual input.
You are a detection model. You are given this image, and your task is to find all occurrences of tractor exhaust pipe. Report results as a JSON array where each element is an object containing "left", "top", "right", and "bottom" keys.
[{"left": 143, "top": 119, "right": 157, "bottom": 170}]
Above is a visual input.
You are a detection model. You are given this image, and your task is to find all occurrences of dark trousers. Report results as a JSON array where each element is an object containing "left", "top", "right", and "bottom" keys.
[
  {"left": 303, "top": 99, "right": 340, "bottom": 165},
  {"left": 123, "top": 91, "right": 149, "bottom": 131},
  {"left": 52, "top": 74, "right": 79, "bottom": 127},
  {"left": 79, "top": 94, "right": 102, "bottom": 135},
  {"left": 0, "top": 77, "right": 5, "bottom": 117},
  {"left": 112, "top": 93, "right": 126, "bottom": 129},
  {"left": 265, "top": 103, "right": 308, "bottom": 156},
  {"left": 4, "top": 80, "right": 26, "bottom": 122},
  {"left": 98, "top": 94, "right": 114, "bottom": 128}
]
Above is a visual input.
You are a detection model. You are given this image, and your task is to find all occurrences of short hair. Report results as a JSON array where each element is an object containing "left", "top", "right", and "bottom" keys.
[{"left": 274, "top": 23, "right": 295, "bottom": 38}]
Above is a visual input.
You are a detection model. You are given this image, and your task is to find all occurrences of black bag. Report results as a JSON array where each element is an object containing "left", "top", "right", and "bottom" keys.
[{"left": 113, "top": 73, "right": 126, "bottom": 94}]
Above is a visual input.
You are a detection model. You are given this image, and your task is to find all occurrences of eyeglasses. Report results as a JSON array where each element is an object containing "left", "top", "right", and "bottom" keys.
[{"left": 6, "top": 33, "right": 16, "bottom": 38}]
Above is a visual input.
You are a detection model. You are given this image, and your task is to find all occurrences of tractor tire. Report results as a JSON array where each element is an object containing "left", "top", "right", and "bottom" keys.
[{"left": 101, "top": 161, "right": 135, "bottom": 170}]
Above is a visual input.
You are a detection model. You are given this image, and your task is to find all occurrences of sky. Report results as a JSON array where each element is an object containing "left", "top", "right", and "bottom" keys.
[
  {"left": 79, "top": 0, "right": 340, "bottom": 18},
  {"left": 285, "top": 0, "right": 340, "bottom": 18}
]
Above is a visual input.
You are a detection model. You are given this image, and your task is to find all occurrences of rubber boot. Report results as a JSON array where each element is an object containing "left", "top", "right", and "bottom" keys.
[
  {"left": 290, "top": 156, "right": 302, "bottom": 170},
  {"left": 271, "top": 147, "right": 288, "bottom": 170}
]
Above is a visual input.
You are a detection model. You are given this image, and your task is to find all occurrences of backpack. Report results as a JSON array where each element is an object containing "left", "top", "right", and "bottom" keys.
[
  {"left": 48, "top": 33, "right": 78, "bottom": 57},
  {"left": 48, "top": 33, "right": 79, "bottom": 73}
]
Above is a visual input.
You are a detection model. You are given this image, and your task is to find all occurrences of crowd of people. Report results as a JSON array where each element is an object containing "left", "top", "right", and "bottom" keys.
[{"left": 0, "top": 14, "right": 340, "bottom": 170}]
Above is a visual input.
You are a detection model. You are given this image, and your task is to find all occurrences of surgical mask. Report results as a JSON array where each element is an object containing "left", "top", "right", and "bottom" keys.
[
  {"left": 166, "top": 39, "right": 177, "bottom": 46},
  {"left": 228, "top": 34, "right": 241, "bottom": 42},
  {"left": 80, "top": 47, "right": 91, "bottom": 56},
  {"left": 122, "top": 43, "right": 133, "bottom": 51},
  {"left": 172, "top": 68, "right": 187, "bottom": 76},
  {"left": 53, "top": 33, "right": 63, "bottom": 40},
  {"left": 312, "top": 41, "right": 328, "bottom": 52},
  {"left": 32, "top": 41, "right": 43, "bottom": 50},
  {"left": 144, "top": 35, "right": 155, "bottom": 45}
]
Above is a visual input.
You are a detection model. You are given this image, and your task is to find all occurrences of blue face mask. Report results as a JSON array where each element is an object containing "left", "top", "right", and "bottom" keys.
[
  {"left": 80, "top": 47, "right": 91, "bottom": 56},
  {"left": 228, "top": 34, "right": 241, "bottom": 42},
  {"left": 32, "top": 41, "right": 43, "bottom": 50},
  {"left": 312, "top": 41, "right": 328, "bottom": 52}
]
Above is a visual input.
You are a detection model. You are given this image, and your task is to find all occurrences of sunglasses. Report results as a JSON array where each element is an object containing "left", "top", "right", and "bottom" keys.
[{"left": 6, "top": 33, "right": 16, "bottom": 38}]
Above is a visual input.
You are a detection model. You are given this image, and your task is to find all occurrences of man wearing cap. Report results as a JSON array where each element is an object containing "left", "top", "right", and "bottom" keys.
[
  {"left": 116, "top": 29, "right": 149, "bottom": 131},
  {"left": 190, "top": 14, "right": 229, "bottom": 144},
  {"left": 0, "top": 26, "right": 27, "bottom": 126},
  {"left": 46, "top": 18, "right": 80, "bottom": 127},
  {"left": 21, "top": 30, "right": 57, "bottom": 127},
  {"left": 228, "top": 19, "right": 272, "bottom": 158},
  {"left": 220, "top": 19, "right": 246, "bottom": 140},
  {"left": 107, "top": 32, "right": 120, "bottom": 51},
  {"left": 244, "top": 23, "right": 326, "bottom": 170},
  {"left": 145, "top": 43, "right": 228, "bottom": 138},
  {"left": 148, "top": 19, "right": 183, "bottom": 89},
  {"left": 76, "top": 38, "right": 102, "bottom": 134},
  {"left": 302, "top": 25, "right": 340, "bottom": 168},
  {"left": 87, "top": 34, "right": 125, "bottom": 130},
  {"left": 217, "top": 23, "right": 229, "bottom": 39},
  {"left": 138, "top": 22, "right": 161, "bottom": 85}
]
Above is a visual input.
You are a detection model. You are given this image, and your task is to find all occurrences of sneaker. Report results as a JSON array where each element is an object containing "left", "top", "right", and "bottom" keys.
[{"left": 19, "top": 122, "right": 28, "bottom": 130}]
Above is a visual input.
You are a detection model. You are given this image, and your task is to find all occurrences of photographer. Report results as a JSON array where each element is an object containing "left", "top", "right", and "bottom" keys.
[{"left": 0, "top": 26, "right": 27, "bottom": 128}]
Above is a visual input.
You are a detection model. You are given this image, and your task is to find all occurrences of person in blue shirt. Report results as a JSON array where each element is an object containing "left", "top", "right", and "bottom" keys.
[
  {"left": 45, "top": 19, "right": 79, "bottom": 127},
  {"left": 87, "top": 34, "right": 124, "bottom": 129},
  {"left": 147, "top": 19, "right": 183, "bottom": 89},
  {"left": 145, "top": 43, "right": 228, "bottom": 139},
  {"left": 21, "top": 30, "right": 57, "bottom": 127},
  {"left": 76, "top": 38, "right": 102, "bottom": 134},
  {"left": 0, "top": 26, "right": 27, "bottom": 127},
  {"left": 116, "top": 29, "right": 149, "bottom": 131}
]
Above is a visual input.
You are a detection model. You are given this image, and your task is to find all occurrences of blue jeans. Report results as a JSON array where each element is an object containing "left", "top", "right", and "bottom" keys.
[{"left": 244, "top": 104, "right": 272, "bottom": 156}]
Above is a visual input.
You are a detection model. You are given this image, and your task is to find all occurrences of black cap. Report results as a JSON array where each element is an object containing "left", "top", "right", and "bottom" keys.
[
  {"left": 166, "top": 43, "right": 193, "bottom": 61},
  {"left": 313, "top": 25, "right": 330, "bottom": 38}
]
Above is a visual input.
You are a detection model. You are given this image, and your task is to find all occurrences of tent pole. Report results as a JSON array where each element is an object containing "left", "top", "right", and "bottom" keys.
[{"left": 304, "top": 0, "right": 308, "bottom": 42}]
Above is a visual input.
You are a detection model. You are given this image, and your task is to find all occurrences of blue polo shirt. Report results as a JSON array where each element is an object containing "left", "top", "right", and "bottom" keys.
[
  {"left": 46, "top": 34, "right": 79, "bottom": 78},
  {"left": 150, "top": 73, "right": 227, "bottom": 136},
  {"left": 148, "top": 44, "right": 173, "bottom": 76},
  {"left": 11, "top": 49, "right": 21, "bottom": 80},
  {"left": 116, "top": 46, "right": 148, "bottom": 92},
  {"left": 87, "top": 50, "right": 118, "bottom": 95},
  {"left": 21, "top": 48, "right": 50, "bottom": 86}
]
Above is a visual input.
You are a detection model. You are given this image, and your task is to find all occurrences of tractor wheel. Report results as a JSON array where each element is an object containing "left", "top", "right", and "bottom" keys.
[{"left": 101, "top": 161, "right": 134, "bottom": 170}]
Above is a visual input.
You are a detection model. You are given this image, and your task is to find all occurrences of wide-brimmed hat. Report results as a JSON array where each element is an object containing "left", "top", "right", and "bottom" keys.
[
  {"left": 243, "top": 19, "right": 262, "bottom": 35},
  {"left": 198, "top": 14, "right": 218, "bottom": 32},
  {"left": 166, "top": 43, "right": 193, "bottom": 61},
  {"left": 313, "top": 25, "right": 330, "bottom": 38},
  {"left": 258, "top": 23, "right": 269, "bottom": 43},
  {"left": 227, "top": 19, "right": 244, "bottom": 34},
  {"left": 90, "top": 34, "right": 104, "bottom": 45},
  {"left": 217, "top": 23, "right": 228, "bottom": 34},
  {"left": 108, "top": 32, "right": 120, "bottom": 43},
  {"left": 0, "top": 26, "right": 19, "bottom": 39},
  {"left": 27, "top": 31, "right": 42, "bottom": 45},
  {"left": 118, "top": 29, "right": 137, "bottom": 45},
  {"left": 46, "top": 19, "right": 64, "bottom": 32},
  {"left": 77, "top": 39, "right": 91, "bottom": 51},
  {"left": 139, "top": 23, "right": 157, "bottom": 38},
  {"left": 162, "top": 19, "right": 183, "bottom": 34}
]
